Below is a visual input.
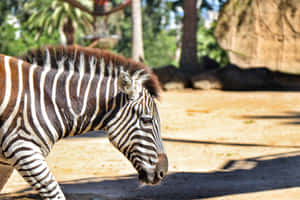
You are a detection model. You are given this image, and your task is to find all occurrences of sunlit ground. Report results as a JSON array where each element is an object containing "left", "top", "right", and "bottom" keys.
[{"left": 2, "top": 90, "right": 300, "bottom": 200}]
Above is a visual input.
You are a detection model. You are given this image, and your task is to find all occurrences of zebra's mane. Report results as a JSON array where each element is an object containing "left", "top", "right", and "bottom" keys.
[{"left": 21, "top": 45, "right": 160, "bottom": 98}]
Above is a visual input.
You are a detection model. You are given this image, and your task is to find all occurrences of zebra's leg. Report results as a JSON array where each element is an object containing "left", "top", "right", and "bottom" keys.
[
  {"left": 0, "top": 163, "right": 13, "bottom": 192},
  {"left": 6, "top": 147, "right": 65, "bottom": 200}
]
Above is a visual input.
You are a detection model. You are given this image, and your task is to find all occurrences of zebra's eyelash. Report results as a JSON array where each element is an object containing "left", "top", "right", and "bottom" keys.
[
  {"left": 148, "top": 158, "right": 154, "bottom": 165},
  {"left": 141, "top": 115, "right": 153, "bottom": 123}
]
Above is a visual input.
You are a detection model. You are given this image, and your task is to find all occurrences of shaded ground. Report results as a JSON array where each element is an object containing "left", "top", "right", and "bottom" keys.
[{"left": 2, "top": 90, "right": 300, "bottom": 200}]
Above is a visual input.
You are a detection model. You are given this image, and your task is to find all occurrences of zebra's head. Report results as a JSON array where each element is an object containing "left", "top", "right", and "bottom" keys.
[{"left": 106, "top": 68, "right": 168, "bottom": 185}]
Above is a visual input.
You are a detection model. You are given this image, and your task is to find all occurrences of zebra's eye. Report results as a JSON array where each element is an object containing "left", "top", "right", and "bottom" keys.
[
  {"left": 148, "top": 158, "right": 154, "bottom": 165},
  {"left": 141, "top": 115, "right": 153, "bottom": 124}
]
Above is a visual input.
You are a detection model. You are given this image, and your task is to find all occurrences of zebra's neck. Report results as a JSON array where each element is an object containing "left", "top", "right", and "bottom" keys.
[
  {"left": 0, "top": 55, "right": 128, "bottom": 155},
  {"left": 35, "top": 65, "right": 126, "bottom": 140},
  {"left": 20, "top": 60, "right": 127, "bottom": 149}
]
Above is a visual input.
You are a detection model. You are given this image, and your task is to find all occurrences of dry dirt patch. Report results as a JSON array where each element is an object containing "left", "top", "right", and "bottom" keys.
[{"left": 2, "top": 90, "right": 300, "bottom": 200}]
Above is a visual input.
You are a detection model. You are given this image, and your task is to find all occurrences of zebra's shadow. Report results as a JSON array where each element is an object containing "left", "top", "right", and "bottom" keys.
[
  {"left": 60, "top": 150, "right": 300, "bottom": 200},
  {"left": 3, "top": 151, "right": 300, "bottom": 200},
  {"left": 241, "top": 111, "right": 300, "bottom": 126}
]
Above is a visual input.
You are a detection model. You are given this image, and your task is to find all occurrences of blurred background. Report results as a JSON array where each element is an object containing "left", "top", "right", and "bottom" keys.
[
  {"left": 0, "top": 0, "right": 227, "bottom": 70},
  {"left": 3, "top": 1, "right": 300, "bottom": 200},
  {"left": 3, "top": 0, "right": 300, "bottom": 91}
]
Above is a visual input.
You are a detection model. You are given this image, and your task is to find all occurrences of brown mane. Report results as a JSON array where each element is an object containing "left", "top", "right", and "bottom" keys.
[{"left": 21, "top": 45, "right": 160, "bottom": 98}]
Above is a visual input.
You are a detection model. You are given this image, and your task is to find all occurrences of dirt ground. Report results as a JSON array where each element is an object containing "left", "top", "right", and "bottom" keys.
[{"left": 1, "top": 90, "right": 300, "bottom": 200}]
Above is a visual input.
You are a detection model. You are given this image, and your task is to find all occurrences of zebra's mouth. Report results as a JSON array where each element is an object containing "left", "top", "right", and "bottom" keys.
[
  {"left": 137, "top": 153, "right": 168, "bottom": 185},
  {"left": 138, "top": 169, "right": 162, "bottom": 185}
]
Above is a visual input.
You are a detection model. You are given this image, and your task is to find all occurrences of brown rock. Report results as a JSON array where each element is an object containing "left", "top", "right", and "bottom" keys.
[
  {"left": 215, "top": 0, "right": 300, "bottom": 73},
  {"left": 191, "top": 63, "right": 300, "bottom": 91},
  {"left": 191, "top": 70, "right": 222, "bottom": 90},
  {"left": 152, "top": 65, "right": 187, "bottom": 90},
  {"left": 272, "top": 71, "right": 300, "bottom": 90},
  {"left": 217, "top": 64, "right": 278, "bottom": 90}
]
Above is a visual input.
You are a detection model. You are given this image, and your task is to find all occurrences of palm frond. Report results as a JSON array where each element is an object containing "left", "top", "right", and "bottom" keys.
[{"left": 24, "top": 0, "right": 93, "bottom": 41}]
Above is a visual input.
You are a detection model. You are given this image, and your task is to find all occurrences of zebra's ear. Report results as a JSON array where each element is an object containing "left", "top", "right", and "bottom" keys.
[
  {"left": 119, "top": 68, "right": 148, "bottom": 99},
  {"left": 118, "top": 68, "right": 135, "bottom": 98}
]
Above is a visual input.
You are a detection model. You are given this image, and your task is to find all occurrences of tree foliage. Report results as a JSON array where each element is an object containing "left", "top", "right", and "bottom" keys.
[
  {"left": 169, "top": 0, "right": 228, "bottom": 69},
  {"left": 0, "top": 0, "right": 229, "bottom": 69},
  {"left": 197, "top": 22, "right": 229, "bottom": 67},
  {"left": 23, "top": 0, "right": 93, "bottom": 44},
  {"left": 0, "top": 0, "right": 28, "bottom": 22},
  {"left": 113, "top": 0, "right": 177, "bottom": 67},
  {"left": 0, "top": 14, "right": 60, "bottom": 56}
]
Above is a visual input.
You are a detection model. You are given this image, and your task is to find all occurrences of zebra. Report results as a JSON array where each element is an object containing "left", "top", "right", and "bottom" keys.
[{"left": 0, "top": 45, "right": 168, "bottom": 200}]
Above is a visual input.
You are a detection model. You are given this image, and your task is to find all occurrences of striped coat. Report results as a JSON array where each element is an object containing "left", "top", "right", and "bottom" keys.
[{"left": 0, "top": 46, "right": 167, "bottom": 200}]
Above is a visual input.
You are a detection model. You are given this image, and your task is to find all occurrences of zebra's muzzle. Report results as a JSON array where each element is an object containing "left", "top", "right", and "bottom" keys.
[
  {"left": 154, "top": 153, "right": 168, "bottom": 182},
  {"left": 138, "top": 153, "right": 168, "bottom": 185}
]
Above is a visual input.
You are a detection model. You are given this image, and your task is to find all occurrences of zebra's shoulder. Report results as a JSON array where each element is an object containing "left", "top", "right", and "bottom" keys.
[{"left": 20, "top": 45, "right": 160, "bottom": 98}]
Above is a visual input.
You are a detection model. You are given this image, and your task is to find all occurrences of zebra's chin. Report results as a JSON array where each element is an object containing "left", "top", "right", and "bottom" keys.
[
  {"left": 137, "top": 153, "right": 168, "bottom": 185},
  {"left": 138, "top": 169, "right": 162, "bottom": 185}
]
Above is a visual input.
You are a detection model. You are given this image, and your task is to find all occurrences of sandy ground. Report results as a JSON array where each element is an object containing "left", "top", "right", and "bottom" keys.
[{"left": 1, "top": 90, "right": 300, "bottom": 200}]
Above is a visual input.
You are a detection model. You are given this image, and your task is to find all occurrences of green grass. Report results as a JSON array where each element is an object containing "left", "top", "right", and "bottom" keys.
[{"left": 243, "top": 120, "right": 255, "bottom": 124}]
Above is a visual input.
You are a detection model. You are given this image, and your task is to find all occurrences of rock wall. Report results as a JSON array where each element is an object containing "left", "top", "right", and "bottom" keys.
[{"left": 215, "top": 0, "right": 300, "bottom": 73}]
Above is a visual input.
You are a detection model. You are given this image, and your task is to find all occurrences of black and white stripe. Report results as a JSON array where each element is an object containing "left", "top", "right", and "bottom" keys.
[{"left": 0, "top": 49, "right": 167, "bottom": 200}]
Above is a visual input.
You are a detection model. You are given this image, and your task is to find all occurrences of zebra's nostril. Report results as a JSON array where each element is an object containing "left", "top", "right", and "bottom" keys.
[
  {"left": 159, "top": 171, "right": 164, "bottom": 179},
  {"left": 156, "top": 153, "right": 168, "bottom": 179}
]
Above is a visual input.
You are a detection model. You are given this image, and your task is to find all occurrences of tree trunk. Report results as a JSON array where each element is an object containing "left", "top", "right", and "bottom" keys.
[
  {"left": 180, "top": 0, "right": 199, "bottom": 74},
  {"left": 131, "top": 0, "right": 144, "bottom": 62},
  {"left": 63, "top": 17, "right": 75, "bottom": 45}
]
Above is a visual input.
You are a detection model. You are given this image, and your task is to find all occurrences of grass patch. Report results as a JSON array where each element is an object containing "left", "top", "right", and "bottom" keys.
[{"left": 243, "top": 120, "right": 255, "bottom": 124}]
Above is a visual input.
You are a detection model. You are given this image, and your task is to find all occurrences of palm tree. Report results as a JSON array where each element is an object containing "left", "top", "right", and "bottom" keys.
[
  {"left": 179, "top": 0, "right": 199, "bottom": 74},
  {"left": 24, "top": 0, "right": 93, "bottom": 45},
  {"left": 131, "top": 0, "right": 144, "bottom": 62}
]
